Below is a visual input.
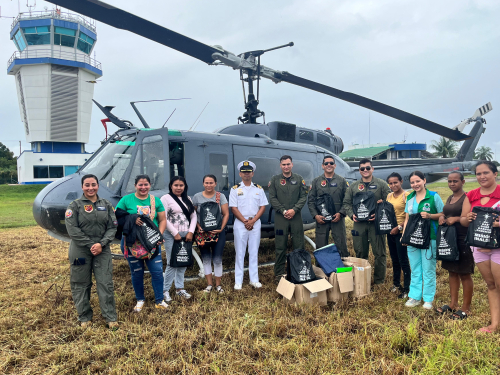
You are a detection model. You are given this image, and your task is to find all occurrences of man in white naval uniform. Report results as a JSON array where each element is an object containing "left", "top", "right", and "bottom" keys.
[{"left": 229, "top": 161, "right": 268, "bottom": 290}]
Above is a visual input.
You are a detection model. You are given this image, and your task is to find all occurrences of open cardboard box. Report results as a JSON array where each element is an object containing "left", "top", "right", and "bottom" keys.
[
  {"left": 312, "top": 265, "right": 353, "bottom": 302},
  {"left": 342, "top": 257, "right": 372, "bottom": 298},
  {"left": 276, "top": 275, "right": 333, "bottom": 306}
]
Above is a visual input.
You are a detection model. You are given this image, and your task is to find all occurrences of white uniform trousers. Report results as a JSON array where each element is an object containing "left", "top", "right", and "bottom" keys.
[{"left": 234, "top": 218, "right": 262, "bottom": 285}]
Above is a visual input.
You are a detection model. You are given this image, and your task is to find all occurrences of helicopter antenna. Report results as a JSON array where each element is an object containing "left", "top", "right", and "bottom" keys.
[
  {"left": 130, "top": 98, "right": 190, "bottom": 128},
  {"left": 189, "top": 102, "right": 209, "bottom": 131},
  {"left": 162, "top": 108, "right": 176, "bottom": 128}
]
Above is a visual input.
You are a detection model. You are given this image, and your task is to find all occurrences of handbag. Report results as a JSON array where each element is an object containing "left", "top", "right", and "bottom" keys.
[
  {"left": 401, "top": 214, "right": 431, "bottom": 249},
  {"left": 170, "top": 238, "right": 194, "bottom": 267},
  {"left": 126, "top": 195, "right": 158, "bottom": 259},
  {"left": 195, "top": 192, "right": 222, "bottom": 247}
]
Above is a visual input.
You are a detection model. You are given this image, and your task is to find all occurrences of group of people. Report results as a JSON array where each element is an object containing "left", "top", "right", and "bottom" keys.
[{"left": 65, "top": 155, "right": 500, "bottom": 334}]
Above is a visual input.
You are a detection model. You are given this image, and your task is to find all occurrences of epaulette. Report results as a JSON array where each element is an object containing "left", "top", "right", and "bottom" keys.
[
  {"left": 254, "top": 183, "right": 263, "bottom": 189},
  {"left": 232, "top": 185, "right": 239, "bottom": 190}
]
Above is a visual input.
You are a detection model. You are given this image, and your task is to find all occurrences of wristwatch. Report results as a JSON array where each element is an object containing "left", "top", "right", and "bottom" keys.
[
  {"left": 283, "top": 210, "right": 288, "bottom": 216},
  {"left": 397, "top": 225, "right": 403, "bottom": 231}
]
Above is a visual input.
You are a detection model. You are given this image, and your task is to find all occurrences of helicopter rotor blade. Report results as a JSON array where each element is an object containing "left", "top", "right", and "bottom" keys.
[
  {"left": 274, "top": 72, "right": 471, "bottom": 141},
  {"left": 46, "top": 0, "right": 219, "bottom": 64}
]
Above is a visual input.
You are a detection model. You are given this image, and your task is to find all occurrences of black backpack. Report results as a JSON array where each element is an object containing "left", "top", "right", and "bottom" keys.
[
  {"left": 375, "top": 201, "right": 398, "bottom": 235},
  {"left": 286, "top": 249, "right": 316, "bottom": 284},
  {"left": 436, "top": 224, "right": 459, "bottom": 261},
  {"left": 315, "top": 194, "right": 336, "bottom": 222},
  {"left": 466, "top": 206, "right": 499, "bottom": 249},
  {"left": 199, "top": 201, "right": 222, "bottom": 232},
  {"left": 170, "top": 238, "right": 194, "bottom": 267},
  {"left": 353, "top": 191, "right": 376, "bottom": 221},
  {"left": 401, "top": 214, "right": 431, "bottom": 249}
]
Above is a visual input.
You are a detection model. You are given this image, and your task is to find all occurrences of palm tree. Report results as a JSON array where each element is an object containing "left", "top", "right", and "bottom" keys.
[
  {"left": 474, "top": 146, "right": 494, "bottom": 161},
  {"left": 430, "top": 137, "right": 458, "bottom": 158}
]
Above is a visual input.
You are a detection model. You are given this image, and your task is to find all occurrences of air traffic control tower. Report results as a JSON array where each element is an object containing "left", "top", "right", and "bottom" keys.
[{"left": 7, "top": 10, "right": 101, "bottom": 184}]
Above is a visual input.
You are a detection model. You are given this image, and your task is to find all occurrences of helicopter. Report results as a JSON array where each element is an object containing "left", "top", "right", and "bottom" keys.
[{"left": 34, "top": 0, "right": 491, "bottom": 247}]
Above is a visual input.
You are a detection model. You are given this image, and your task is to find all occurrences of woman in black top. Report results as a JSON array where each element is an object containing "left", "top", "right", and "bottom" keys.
[{"left": 436, "top": 172, "right": 474, "bottom": 319}]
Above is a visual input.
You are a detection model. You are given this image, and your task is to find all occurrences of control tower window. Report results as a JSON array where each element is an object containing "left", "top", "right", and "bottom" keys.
[
  {"left": 77, "top": 32, "right": 95, "bottom": 54},
  {"left": 299, "top": 130, "right": 314, "bottom": 141},
  {"left": 317, "top": 133, "right": 331, "bottom": 148},
  {"left": 54, "top": 27, "right": 76, "bottom": 48},
  {"left": 22, "top": 26, "right": 50, "bottom": 46},
  {"left": 13, "top": 30, "right": 27, "bottom": 51}
]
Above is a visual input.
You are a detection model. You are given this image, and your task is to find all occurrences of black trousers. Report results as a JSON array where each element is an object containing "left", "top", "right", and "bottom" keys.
[{"left": 387, "top": 232, "right": 411, "bottom": 292}]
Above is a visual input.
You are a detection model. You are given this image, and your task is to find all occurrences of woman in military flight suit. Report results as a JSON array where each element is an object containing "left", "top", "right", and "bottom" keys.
[{"left": 65, "top": 174, "right": 119, "bottom": 329}]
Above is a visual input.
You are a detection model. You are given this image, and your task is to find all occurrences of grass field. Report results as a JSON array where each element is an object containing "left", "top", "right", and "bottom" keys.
[
  {"left": 0, "top": 185, "right": 45, "bottom": 229},
  {"left": 1, "top": 181, "right": 499, "bottom": 374}
]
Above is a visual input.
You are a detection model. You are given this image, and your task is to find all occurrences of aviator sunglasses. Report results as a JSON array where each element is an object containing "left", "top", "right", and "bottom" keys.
[
  {"left": 323, "top": 162, "right": 335, "bottom": 166},
  {"left": 359, "top": 166, "right": 372, "bottom": 171}
]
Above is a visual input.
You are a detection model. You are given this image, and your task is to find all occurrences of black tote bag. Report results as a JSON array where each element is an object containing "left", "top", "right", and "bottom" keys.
[
  {"left": 315, "top": 194, "right": 336, "bottom": 222},
  {"left": 375, "top": 201, "right": 398, "bottom": 235},
  {"left": 401, "top": 214, "right": 431, "bottom": 249},
  {"left": 170, "top": 238, "right": 194, "bottom": 267},
  {"left": 137, "top": 216, "right": 163, "bottom": 252},
  {"left": 286, "top": 249, "right": 316, "bottom": 284},
  {"left": 353, "top": 191, "right": 376, "bottom": 222},
  {"left": 199, "top": 201, "right": 222, "bottom": 232},
  {"left": 466, "top": 206, "right": 499, "bottom": 249},
  {"left": 436, "top": 224, "right": 459, "bottom": 261}
]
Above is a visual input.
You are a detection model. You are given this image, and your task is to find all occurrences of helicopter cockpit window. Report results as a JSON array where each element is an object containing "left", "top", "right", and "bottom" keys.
[
  {"left": 247, "top": 157, "right": 281, "bottom": 191},
  {"left": 169, "top": 142, "right": 185, "bottom": 178},
  {"left": 125, "top": 135, "right": 165, "bottom": 193},
  {"left": 299, "top": 130, "right": 314, "bottom": 141},
  {"left": 291, "top": 160, "right": 314, "bottom": 187},
  {"left": 317, "top": 133, "right": 331, "bottom": 148},
  {"left": 209, "top": 153, "right": 229, "bottom": 192},
  {"left": 81, "top": 135, "right": 136, "bottom": 192}
]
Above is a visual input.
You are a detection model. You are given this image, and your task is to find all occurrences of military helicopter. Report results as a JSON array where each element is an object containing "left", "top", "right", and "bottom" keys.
[{"left": 35, "top": 0, "right": 491, "bottom": 250}]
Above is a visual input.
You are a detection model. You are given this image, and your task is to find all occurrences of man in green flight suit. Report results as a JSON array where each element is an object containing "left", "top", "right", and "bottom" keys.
[
  {"left": 342, "top": 158, "right": 391, "bottom": 285},
  {"left": 308, "top": 154, "right": 349, "bottom": 257},
  {"left": 269, "top": 155, "right": 308, "bottom": 281}
]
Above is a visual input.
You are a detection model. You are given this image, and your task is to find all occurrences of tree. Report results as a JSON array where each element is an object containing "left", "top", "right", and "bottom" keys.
[
  {"left": 430, "top": 137, "right": 458, "bottom": 158},
  {"left": 0, "top": 143, "right": 17, "bottom": 184},
  {"left": 474, "top": 146, "right": 494, "bottom": 161}
]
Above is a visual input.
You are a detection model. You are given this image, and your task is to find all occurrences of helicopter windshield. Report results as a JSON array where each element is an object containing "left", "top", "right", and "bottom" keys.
[{"left": 81, "top": 135, "right": 137, "bottom": 192}]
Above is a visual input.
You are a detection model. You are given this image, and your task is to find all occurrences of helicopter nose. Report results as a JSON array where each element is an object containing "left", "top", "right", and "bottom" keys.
[{"left": 33, "top": 174, "right": 83, "bottom": 239}]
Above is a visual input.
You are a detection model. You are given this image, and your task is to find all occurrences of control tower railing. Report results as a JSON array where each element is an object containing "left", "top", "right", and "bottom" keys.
[
  {"left": 8, "top": 49, "right": 102, "bottom": 71},
  {"left": 11, "top": 10, "right": 96, "bottom": 33}
]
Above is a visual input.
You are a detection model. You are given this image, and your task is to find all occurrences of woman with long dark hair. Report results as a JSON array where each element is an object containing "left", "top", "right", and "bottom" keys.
[
  {"left": 436, "top": 172, "right": 474, "bottom": 319},
  {"left": 401, "top": 171, "right": 444, "bottom": 310},
  {"left": 460, "top": 161, "right": 500, "bottom": 333},
  {"left": 161, "top": 176, "right": 197, "bottom": 302},
  {"left": 192, "top": 174, "right": 230, "bottom": 293}
]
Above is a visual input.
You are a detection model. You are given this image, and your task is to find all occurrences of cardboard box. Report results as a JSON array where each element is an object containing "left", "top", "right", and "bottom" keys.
[
  {"left": 312, "top": 265, "right": 354, "bottom": 302},
  {"left": 276, "top": 276, "right": 333, "bottom": 306},
  {"left": 342, "top": 257, "right": 372, "bottom": 298}
]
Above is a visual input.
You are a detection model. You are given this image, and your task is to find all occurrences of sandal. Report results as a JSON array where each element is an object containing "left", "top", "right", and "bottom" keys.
[
  {"left": 216, "top": 285, "right": 224, "bottom": 294},
  {"left": 450, "top": 310, "right": 469, "bottom": 320},
  {"left": 435, "top": 305, "right": 456, "bottom": 315},
  {"left": 204, "top": 285, "right": 213, "bottom": 294}
]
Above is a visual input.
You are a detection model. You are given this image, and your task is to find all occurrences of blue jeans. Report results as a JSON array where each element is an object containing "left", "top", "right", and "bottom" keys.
[
  {"left": 407, "top": 240, "right": 437, "bottom": 303},
  {"left": 121, "top": 236, "right": 164, "bottom": 304},
  {"left": 163, "top": 231, "right": 188, "bottom": 291}
]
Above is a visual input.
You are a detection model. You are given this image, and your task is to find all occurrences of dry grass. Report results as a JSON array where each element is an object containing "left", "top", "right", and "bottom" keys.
[{"left": 1, "top": 180, "right": 499, "bottom": 374}]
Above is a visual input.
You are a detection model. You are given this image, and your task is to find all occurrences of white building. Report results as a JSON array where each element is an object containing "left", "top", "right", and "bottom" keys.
[{"left": 7, "top": 10, "right": 101, "bottom": 184}]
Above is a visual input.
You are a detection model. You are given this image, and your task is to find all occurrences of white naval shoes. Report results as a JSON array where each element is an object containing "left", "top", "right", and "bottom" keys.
[
  {"left": 234, "top": 284, "right": 242, "bottom": 290},
  {"left": 249, "top": 281, "right": 262, "bottom": 289}
]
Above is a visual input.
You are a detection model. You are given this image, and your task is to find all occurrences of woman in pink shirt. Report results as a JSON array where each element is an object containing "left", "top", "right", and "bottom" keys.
[{"left": 161, "top": 176, "right": 197, "bottom": 302}]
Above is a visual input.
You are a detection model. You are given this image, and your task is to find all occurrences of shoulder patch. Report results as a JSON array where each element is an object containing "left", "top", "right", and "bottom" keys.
[
  {"left": 232, "top": 185, "right": 238, "bottom": 190},
  {"left": 346, "top": 181, "right": 350, "bottom": 186},
  {"left": 65, "top": 209, "right": 73, "bottom": 218},
  {"left": 268, "top": 181, "right": 271, "bottom": 188},
  {"left": 302, "top": 180, "right": 306, "bottom": 186}
]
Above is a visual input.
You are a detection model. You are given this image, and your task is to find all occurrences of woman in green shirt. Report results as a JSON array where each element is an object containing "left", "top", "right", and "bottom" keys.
[{"left": 116, "top": 174, "right": 168, "bottom": 312}]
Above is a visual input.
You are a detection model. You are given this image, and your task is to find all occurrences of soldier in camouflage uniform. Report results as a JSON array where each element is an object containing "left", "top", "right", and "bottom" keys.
[
  {"left": 308, "top": 155, "right": 349, "bottom": 256},
  {"left": 65, "top": 174, "right": 118, "bottom": 328},
  {"left": 269, "top": 155, "right": 308, "bottom": 281},
  {"left": 342, "top": 158, "right": 391, "bottom": 285}
]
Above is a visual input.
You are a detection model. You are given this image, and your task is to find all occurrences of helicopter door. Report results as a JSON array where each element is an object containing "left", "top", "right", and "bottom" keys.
[
  {"left": 203, "top": 143, "right": 234, "bottom": 195},
  {"left": 121, "top": 130, "right": 169, "bottom": 196}
]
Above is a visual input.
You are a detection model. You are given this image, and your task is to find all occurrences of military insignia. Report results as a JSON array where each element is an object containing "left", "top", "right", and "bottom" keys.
[
  {"left": 97, "top": 206, "right": 106, "bottom": 211},
  {"left": 232, "top": 185, "right": 238, "bottom": 189},
  {"left": 113, "top": 220, "right": 118, "bottom": 226},
  {"left": 358, "top": 184, "right": 364, "bottom": 191},
  {"left": 237, "top": 189, "right": 244, "bottom": 196},
  {"left": 84, "top": 205, "right": 93, "bottom": 213},
  {"left": 321, "top": 180, "right": 327, "bottom": 187},
  {"left": 243, "top": 161, "right": 249, "bottom": 166},
  {"left": 346, "top": 181, "right": 350, "bottom": 186},
  {"left": 256, "top": 184, "right": 262, "bottom": 189},
  {"left": 302, "top": 180, "right": 306, "bottom": 186},
  {"left": 369, "top": 185, "right": 377, "bottom": 189},
  {"left": 331, "top": 182, "right": 337, "bottom": 187},
  {"left": 280, "top": 179, "right": 286, "bottom": 186},
  {"left": 268, "top": 181, "right": 271, "bottom": 188},
  {"left": 291, "top": 180, "right": 297, "bottom": 185},
  {"left": 65, "top": 209, "right": 73, "bottom": 218}
]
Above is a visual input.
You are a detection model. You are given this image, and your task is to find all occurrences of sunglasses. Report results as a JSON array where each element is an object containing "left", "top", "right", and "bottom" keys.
[
  {"left": 323, "top": 162, "right": 335, "bottom": 166},
  {"left": 359, "top": 166, "right": 372, "bottom": 171}
]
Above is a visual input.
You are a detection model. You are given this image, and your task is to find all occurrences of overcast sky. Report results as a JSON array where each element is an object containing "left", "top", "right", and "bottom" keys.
[{"left": 1, "top": 0, "right": 499, "bottom": 159}]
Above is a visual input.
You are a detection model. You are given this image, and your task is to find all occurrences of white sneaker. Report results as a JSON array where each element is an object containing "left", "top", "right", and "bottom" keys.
[
  {"left": 176, "top": 289, "right": 192, "bottom": 300},
  {"left": 422, "top": 302, "right": 433, "bottom": 310},
  {"left": 405, "top": 298, "right": 421, "bottom": 307},
  {"left": 234, "top": 284, "right": 242, "bottom": 290},
  {"left": 249, "top": 281, "right": 262, "bottom": 289},
  {"left": 155, "top": 300, "right": 169, "bottom": 310},
  {"left": 133, "top": 300, "right": 145, "bottom": 313},
  {"left": 163, "top": 291, "right": 172, "bottom": 303}
]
